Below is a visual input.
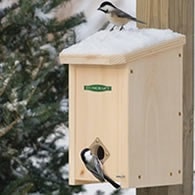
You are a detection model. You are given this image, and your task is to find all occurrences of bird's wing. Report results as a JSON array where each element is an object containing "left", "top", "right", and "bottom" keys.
[
  {"left": 114, "top": 8, "right": 135, "bottom": 19},
  {"left": 114, "top": 8, "right": 146, "bottom": 24},
  {"left": 85, "top": 157, "right": 105, "bottom": 182}
]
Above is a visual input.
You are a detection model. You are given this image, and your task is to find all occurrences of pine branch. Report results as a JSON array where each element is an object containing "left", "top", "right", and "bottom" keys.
[
  {"left": 47, "top": 12, "right": 86, "bottom": 32},
  {"left": 0, "top": 3, "right": 18, "bottom": 20},
  {"left": 1, "top": 175, "right": 33, "bottom": 195},
  {"left": 0, "top": 69, "right": 15, "bottom": 96},
  {"left": 0, "top": 117, "right": 20, "bottom": 137},
  {"left": 43, "top": 0, "right": 70, "bottom": 13}
]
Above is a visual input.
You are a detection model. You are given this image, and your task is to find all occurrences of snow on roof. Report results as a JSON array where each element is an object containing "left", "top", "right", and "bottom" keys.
[{"left": 61, "top": 28, "right": 184, "bottom": 56}]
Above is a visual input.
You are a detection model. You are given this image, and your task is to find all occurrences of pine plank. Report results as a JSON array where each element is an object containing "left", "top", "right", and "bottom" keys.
[
  {"left": 137, "top": 0, "right": 194, "bottom": 195},
  {"left": 136, "top": 0, "right": 168, "bottom": 29},
  {"left": 168, "top": 0, "right": 194, "bottom": 194}
]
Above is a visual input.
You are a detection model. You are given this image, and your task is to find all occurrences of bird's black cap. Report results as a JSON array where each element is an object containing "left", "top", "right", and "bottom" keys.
[
  {"left": 98, "top": 1, "right": 116, "bottom": 9},
  {"left": 80, "top": 148, "right": 90, "bottom": 163}
]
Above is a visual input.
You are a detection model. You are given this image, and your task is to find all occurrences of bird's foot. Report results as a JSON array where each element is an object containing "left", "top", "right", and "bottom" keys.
[
  {"left": 119, "top": 26, "right": 124, "bottom": 31},
  {"left": 110, "top": 25, "right": 116, "bottom": 31}
]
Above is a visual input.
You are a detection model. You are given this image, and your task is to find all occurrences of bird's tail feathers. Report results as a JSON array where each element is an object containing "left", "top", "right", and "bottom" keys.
[
  {"left": 131, "top": 17, "right": 146, "bottom": 24},
  {"left": 103, "top": 173, "right": 120, "bottom": 189},
  {"left": 135, "top": 18, "right": 146, "bottom": 24}
]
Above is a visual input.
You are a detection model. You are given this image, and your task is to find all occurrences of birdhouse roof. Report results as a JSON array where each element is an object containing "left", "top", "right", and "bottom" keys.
[{"left": 59, "top": 28, "right": 185, "bottom": 65}]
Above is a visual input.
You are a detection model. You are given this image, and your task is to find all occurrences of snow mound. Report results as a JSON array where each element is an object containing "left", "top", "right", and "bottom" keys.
[{"left": 61, "top": 28, "right": 183, "bottom": 55}]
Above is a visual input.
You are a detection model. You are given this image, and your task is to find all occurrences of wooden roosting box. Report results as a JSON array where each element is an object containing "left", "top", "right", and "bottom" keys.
[{"left": 59, "top": 29, "right": 185, "bottom": 188}]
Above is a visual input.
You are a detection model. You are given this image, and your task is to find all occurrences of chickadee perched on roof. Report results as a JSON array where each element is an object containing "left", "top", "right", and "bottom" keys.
[
  {"left": 80, "top": 148, "right": 120, "bottom": 189},
  {"left": 97, "top": 1, "right": 146, "bottom": 31}
]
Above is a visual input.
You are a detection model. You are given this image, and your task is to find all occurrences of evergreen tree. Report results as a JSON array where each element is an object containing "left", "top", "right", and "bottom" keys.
[{"left": 0, "top": 0, "right": 85, "bottom": 194}]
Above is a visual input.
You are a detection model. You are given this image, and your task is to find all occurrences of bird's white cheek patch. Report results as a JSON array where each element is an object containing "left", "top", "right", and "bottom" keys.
[{"left": 85, "top": 152, "right": 93, "bottom": 162}]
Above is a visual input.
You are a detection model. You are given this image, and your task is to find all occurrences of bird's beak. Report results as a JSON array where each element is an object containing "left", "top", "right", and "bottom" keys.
[{"left": 97, "top": 7, "right": 101, "bottom": 11}]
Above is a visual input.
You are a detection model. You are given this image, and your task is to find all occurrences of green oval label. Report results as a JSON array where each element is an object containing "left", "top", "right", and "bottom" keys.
[{"left": 84, "top": 84, "right": 112, "bottom": 92}]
